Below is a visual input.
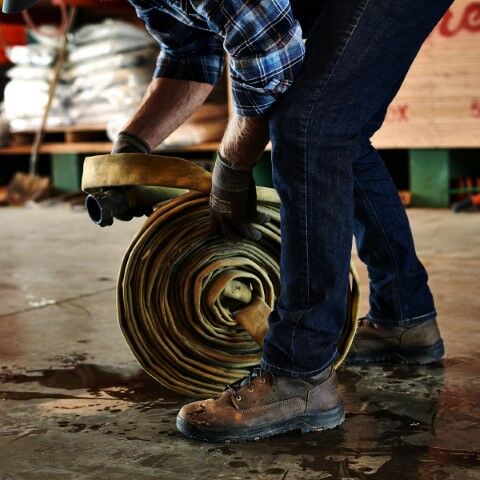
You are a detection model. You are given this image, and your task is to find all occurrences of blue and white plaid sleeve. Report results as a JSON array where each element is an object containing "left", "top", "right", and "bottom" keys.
[
  {"left": 128, "top": 0, "right": 225, "bottom": 85},
  {"left": 128, "top": 0, "right": 305, "bottom": 116},
  {"left": 221, "top": 0, "right": 306, "bottom": 116}
]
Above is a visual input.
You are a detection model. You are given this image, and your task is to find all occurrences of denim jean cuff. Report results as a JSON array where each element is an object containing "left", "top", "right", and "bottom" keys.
[
  {"left": 367, "top": 309, "right": 437, "bottom": 327},
  {"left": 259, "top": 349, "right": 337, "bottom": 379}
]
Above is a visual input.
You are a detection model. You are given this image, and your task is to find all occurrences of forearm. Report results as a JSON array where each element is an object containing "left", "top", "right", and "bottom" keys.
[
  {"left": 122, "top": 77, "right": 214, "bottom": 151},
  {"left": 210, "top": 111, "right": 271, "bottom": 241},
  {"left": 218, "top": 112, "right": 270, "bottom": 169}
]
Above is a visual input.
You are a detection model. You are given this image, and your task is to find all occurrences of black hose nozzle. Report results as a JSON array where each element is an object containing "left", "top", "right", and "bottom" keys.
[
  {"left": 86, "top": 189, "right": 128, "bottom": 226},
  {"left": 86, "top": 188, "right": 153, "bottom": 227}
]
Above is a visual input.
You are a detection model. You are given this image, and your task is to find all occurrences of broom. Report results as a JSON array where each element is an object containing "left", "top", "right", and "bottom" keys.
[{"left": 7, "top": 6, "right": 76, "bottom": 206}]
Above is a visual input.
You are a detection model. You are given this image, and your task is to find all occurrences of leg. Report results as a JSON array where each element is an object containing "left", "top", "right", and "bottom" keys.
[
  {"left": 349, "top": 138, "right": 444, "bottom": 364},
  {"left": 352, "top": 140, "right": 436, "bottom": 326},
  {"left": 262, "top": 0, "right": 452, "bottom": 377}
]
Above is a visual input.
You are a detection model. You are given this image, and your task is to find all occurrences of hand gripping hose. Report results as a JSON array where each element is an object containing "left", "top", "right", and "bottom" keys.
[{"left": 82, "top": 154, "right": 360, "bottom": 397}]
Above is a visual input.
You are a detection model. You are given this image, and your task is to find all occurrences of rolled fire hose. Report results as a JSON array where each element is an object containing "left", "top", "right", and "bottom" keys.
[{"left": 82, "top": 154, "right": 360, "bottom": 397}]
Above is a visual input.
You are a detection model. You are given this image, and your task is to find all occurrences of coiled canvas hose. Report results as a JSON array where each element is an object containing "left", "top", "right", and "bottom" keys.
[{"left": 82, "top": 154, "right": 360, "bottom": 397}]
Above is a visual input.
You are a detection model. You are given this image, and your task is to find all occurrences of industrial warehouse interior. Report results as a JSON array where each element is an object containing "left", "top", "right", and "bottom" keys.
[{"left": 0, "top": 1, "right": 479, "bottom": 479}]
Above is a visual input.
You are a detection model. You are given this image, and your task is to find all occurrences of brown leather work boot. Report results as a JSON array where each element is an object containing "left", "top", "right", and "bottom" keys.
[
  {"left": 346, "top": 317, "right": 444, "bottom": 365},
  {"left": 176, "top": 366, "right": 344, "bottom": 442}
]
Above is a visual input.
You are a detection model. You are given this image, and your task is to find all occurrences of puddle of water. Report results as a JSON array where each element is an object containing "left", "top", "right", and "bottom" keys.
[
  {"left": 0, "top": 363, "right": 184, "bottom": 403},
  {"left": 0, "top": 358, "right": 479, "bottom": 479}
]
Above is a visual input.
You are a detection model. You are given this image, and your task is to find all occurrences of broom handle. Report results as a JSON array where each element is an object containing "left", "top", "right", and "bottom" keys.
[{"left": 29, "top": 7, "right": 76, "bottom": 176}]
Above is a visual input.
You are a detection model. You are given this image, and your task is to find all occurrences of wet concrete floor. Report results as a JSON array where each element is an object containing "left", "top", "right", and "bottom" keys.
[{"left": 0, "top": 206, "right": 479, "bottom": 479}]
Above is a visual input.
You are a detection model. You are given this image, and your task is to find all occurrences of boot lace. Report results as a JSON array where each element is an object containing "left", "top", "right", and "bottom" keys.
[{"left": 226, "top": 366, "right": 266, "bottom": 394}]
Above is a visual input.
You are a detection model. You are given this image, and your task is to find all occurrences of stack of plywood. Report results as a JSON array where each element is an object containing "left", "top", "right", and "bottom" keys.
[{"left": 372, "top": 0, "right": 480, "bottom": 148}]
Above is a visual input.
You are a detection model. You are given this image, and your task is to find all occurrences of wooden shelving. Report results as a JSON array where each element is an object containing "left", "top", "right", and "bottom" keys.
[{"left": 0, "top": 141, "right": 221, "bottom": 155}]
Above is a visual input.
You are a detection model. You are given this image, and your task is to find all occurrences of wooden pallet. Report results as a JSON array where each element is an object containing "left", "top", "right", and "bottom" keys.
[{"left": 9, "top": 124, "right": 111, "bottom": 146}]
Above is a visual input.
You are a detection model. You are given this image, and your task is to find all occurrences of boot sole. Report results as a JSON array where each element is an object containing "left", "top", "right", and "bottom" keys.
[
  {"left": 176, "top": 403, "right": 345, "bottom": 443},
  {"left": 345, "top": 339, "right": 444, "bottom": 365}
]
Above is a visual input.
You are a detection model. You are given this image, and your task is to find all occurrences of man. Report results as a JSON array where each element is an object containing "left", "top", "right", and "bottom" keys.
[{"left": 3, "top": 0, "right": 450, "bottom": 442}]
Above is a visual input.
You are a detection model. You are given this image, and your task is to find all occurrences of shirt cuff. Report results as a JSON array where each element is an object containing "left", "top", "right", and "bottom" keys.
[
  {"left": 154, "top": 50, "right": 225, "bottom": 85},
  {"left": 232, "top": 76, "right": 300, "bottom": 116},
  {"left": 229, "top": 28, "right": 305, "bottom": 116}
]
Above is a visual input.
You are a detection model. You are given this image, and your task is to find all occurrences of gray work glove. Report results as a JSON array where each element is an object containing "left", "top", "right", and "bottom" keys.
[
  {"left": 209, "top": 153, "right": 269, "bottom": 241},
  {"left": 111, "top": 131, "right": 151, "bottom": 154}
]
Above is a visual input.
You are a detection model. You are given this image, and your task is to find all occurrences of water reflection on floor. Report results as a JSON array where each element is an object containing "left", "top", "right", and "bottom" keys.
[{"left": 1, "top": 357, "right": 479, "bottom": 479}]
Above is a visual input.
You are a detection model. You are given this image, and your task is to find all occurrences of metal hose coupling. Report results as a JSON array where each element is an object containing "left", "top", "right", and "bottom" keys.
[{"left": 85, "top": 188, "right": 153, "bottom": 227}]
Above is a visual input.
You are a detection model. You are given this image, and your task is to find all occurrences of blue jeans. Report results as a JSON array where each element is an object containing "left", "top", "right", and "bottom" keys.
[{"left": 261, "top": 0, "right": 452, "bottom": 378}]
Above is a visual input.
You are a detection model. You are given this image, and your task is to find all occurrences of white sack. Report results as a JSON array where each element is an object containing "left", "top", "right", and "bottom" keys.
[
  {"left": 6, "top": 44, "right": 56, "bottom": 66},
  {"left": 69, "top": 37, "right": 155, "bottom": 64},
  {"left": 72, "top": 19, "right": 152, "bottom": 45}
]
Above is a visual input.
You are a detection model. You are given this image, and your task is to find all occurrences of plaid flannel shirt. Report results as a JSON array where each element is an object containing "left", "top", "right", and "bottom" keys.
[{"left": 128, "top": 0, "right": 305, "bottom": 115}]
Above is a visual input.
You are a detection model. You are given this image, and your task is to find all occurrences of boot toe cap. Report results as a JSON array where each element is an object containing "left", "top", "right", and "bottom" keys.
[{"left": 178, "top": 399, "right": 209, "bottom": 422}]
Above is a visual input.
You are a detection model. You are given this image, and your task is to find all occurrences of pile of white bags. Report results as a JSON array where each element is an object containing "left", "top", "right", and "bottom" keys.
[
  {"left": 3, "top": 27, "right": 70, "bottom": 132},
  {"left": 2, "top": 19, "right": 156, "bottom": 132},
  {"left": 66, "top": 19, "right": 157, "bottom": 126}
]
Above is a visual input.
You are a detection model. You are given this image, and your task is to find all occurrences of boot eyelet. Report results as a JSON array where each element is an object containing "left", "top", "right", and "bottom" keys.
[
  {"left": 260, "top": 378, "right": 266, "bottom": 383},
  {"left": 235, "top": 395, "right": 242, "bottom": 401},
  {"left": 248, "top": 387, "right": 254, "bottom": 392}
]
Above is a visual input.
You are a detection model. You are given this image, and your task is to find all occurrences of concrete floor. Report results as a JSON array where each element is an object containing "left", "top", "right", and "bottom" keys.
[{"left": 0, "top": 206, "right": 479, "bottom": 480}]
